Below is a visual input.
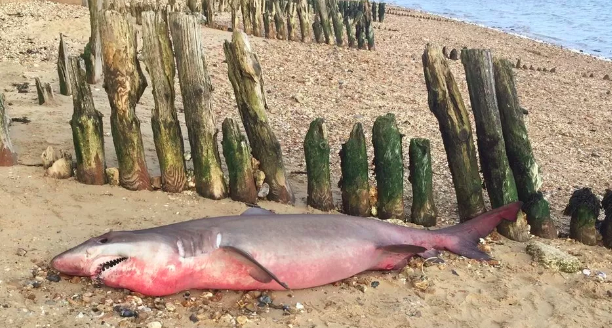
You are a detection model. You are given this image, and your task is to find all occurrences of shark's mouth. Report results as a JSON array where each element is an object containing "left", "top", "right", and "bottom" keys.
[{"left": 94, "top": 257, "right": 128, "bottom": 279}]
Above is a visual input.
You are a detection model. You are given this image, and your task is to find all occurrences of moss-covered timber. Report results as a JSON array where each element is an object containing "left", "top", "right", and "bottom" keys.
[
  {"left": 601, "top": 189, "right": 612, "bottom": 249},
  {"left": 68, "top": 56, "right": 106, "bottom": 185},
  {"left": 564, "top": 187, "right": 600, "bottom": 246},
  {"left": 142, "top": 11, "right": 188, "bottom": 193},
  {"left": 99, "top": 10, "right": 151, "bottom": 191},
  {"left": 421, "top": 44, "right": 485, "bottom": 222},
  {"left": 372, "top": 113, "right": 404, "bottom": 220},
  {"left": 223, "top": 30, "right": 295, "bottom": 204},
  {"left": 304, "top": 118, "right": 334, "bottom": 211},
  {"left": 222, "top": 118, "right": 258, "bottom": 204},
  {"left": 296, "top": 0, "right": 311, "bottom": 42},
  {"left": 339, "top": 122, "right": 370, "bottom": 217},
  {"left": 315, "top": 0, "right": 332, "bottom": 44},
  {"left": 408, "top": 138, "right": 437, "bottom": 227}
]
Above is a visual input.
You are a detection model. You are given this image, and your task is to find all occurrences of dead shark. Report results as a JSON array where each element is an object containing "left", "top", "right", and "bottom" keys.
[{"left": 50, "top": 201, "right": 522, "bottom": 296}]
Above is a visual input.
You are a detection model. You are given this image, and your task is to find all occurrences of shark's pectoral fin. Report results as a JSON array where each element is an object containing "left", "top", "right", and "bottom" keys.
[
  {"left": 378, "top": 244, "right": 428, "bottom": 254},
  {"left": 221, "top": 246, "right": 289, "bottom": 290},
  {"left": 240, "top": 207, "right": 276, "bottom": 216}
]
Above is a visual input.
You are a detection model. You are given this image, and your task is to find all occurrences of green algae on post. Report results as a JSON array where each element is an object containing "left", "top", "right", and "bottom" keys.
[
  {"left": 409, "top": 138, "right": 437, "bottom": 227},
  {"left": 339, "top": 123, "right": 370, "bottom": 217},
  {"left": 372, "top": 113, "right": 404, "bottom": 220},
  {"left": 222, "top": 118, "right": 258, "bottom": 204},
  {"left": 304, "top": 118, "right": 334, "bottom": 211},
  {"left": 564, "top": 187, "right": 601, "bottom": 246}
]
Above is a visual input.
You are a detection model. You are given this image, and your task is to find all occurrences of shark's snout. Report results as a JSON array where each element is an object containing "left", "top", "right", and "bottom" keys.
[{"left": 50, "top": 252, "right": 90, "bottom": 276}]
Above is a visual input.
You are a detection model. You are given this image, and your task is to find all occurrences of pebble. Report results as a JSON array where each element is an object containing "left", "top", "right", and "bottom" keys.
[
  {"left": 370, "top": 281, "right": 380, "bottom": 288},
  {"left": 15, "top": 248, "right": 27, "bottom": 256},
  {"left": 295, "top": 302, "right": 304, "bottom": 310},
  {"left": 236, "top": 316, "right": 248, "bottom": 325},
  {"left": 164, "top": 302, "right": 176, "bottom": 312},
  {"left": 258, "top": 295, "right": 272, "bottom": 306},
  {"left": 189, "top": 313, "right": 199, "bottom": 323},
  {"left": 46, "top": 273, "right": 61, "bottom": 282},
  {"left": 147, "top": 322, "right": 162, "bottom": 328}
]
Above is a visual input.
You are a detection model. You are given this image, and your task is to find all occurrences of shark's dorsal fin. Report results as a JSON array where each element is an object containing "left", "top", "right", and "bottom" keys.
[
  {"left": 240, "top": 207, "right": 276, "bottom": 216},
  {"left": 221, "top": 245, "right": 289, "bottom": 290}
]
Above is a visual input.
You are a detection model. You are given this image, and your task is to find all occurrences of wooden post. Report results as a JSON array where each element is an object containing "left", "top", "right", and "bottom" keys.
[
  {"left": 372, "top": 113, "right": 404, "bottom": 220},
  {"left": 203, "top": 0, "right": 214, "bottom": 26},
  {"left": 222, "top": 118, "right": 258, "bottom": 204},
  {"left": 339, "top": 123, "right": 370, "bottom": 217},
  {"left": 35, "top": 78, "right": 55, "bottom": 105},
  {"left": 142, "top": 11, "right": 188, "bottom": 193},
  {"left": 329, "top": 0, "right": 343, "bottom": 46},
  {"left": 100, "top": 10, "right": 151, "bottom": 191},
  {"left": 315, "top": 0, "right": 332, "bottom": 44},
  {"left": 286, "top": 0, "right": 298, "bottom": 41},
  {"left": 371, "top": 1, "right": 377, "bottom": 22},
  {"left": 273, "top": 0, "right": 287, "bottom": 39},
  {"left": 68, "top": 56, "right": 106, "bottom": 185},
  {"left": 57, "top": 34, "right": 72, "bottom": 96},
  {"left": 364, "top": 0, "right": 375, "bottom": 50},
  {"left": 344, "top": 9, "right": 355, "bottom": 47},
  {"left": 169, "top": 12, "right": 228, "bottom": 199},
  {"left": 378, "top": 2, "right": 384, "bottom": 22},
  {"left": 297, "top": 0, "right": 311, "bottom": 42},
  {"left": 408, "top": 138, "right": 437, "bottom": 227},
  {"left": 251, "top": 0, "right": 264, "bottom": 36},
  {"left": 187, "top": 0, "right": 202, "bottom": 14},
  {"left": 460, "top": 48, "right": 528, "bottom": 242},
  {"left": 601, "top": 189, "right": 612, "bottom": 249},
  {"left": 0, "top": 94, "right": 17, "bottom": 166},
  {"left": 312, "top": 15, "right": 324, "bottom": 43},
  {"left": 421, "top": 44, "right": 485, "bottom": 222},
  {"left": 264, "top": 0, "right": 276, "bottom": 39},
  {"left": 241, "top": 0, "right": 253, "bottom": 34},
  {"left": 230, "top": 0, "right": 240, "bottom": 30},
  {"left": 564, "top": 187, "right": 601, "bottom": 246},
  {"left": 84, "top": 0, "right": 103, "bottom": 84},
  {"left": 304, "top": 118, "right": 334, "bottom": 211},
  {"left": 223, "top": 30, "right": 295, "bottom": 204},
  {"left": 493, "top": 57, "right": 558, "bottom": 239},
  {"left": 356, "top": 12, "right": 366, "bottom": 49}
]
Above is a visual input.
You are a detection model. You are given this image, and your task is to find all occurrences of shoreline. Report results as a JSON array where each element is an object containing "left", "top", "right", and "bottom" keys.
[{"left": 386, "top": 1, "right": 612, "bottom": 63}]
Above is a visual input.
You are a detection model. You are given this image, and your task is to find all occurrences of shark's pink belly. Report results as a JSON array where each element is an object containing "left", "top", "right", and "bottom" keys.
[{"left": 104, "top": 246, "right": 402, "bottom": 296}]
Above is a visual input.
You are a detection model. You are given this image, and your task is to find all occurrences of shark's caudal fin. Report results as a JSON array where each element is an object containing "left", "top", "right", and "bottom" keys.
[{"left": 434, "top": 201, "right": 523, "bottom": 260}]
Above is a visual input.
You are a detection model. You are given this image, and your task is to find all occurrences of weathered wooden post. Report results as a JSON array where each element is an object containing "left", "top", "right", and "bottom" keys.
[
  {"left": 35, "top": 78, "right": 55, "bottom": 105},
  {"left": 0, "top": 94, "right": 17, "bottom": 166},
  {"left": 297, "top": 0, "right": 311, "bottom": 42},
  {"left": 339, "top": 123, "right": 370, "bottom": 217},
  {"left": 251, "top": 0, "right": 264, "bottom": 36},
  {"left": 187, "top": 0, "right": 202, "bottom": 14},
  {"left": 223, "top": 30, "right": 295, "bottom": 204},
  {"left": 264, "top": 0, "right": 276, "bottom": 39},
  {"left": 222, "top": 118, "right": 258, "bottom": 204},
  {"left": 273, "top": 0, "right": 287, "bottom": 39},
  {"left": 378, "top": 1, "right": 385, "bottom": 22},
  {"left": 564, "top": 187, "right": 601, "bottom": 246},
  {"left": 230, "top": 0, "right": 240, "bottom": 30},
  {"left": 356, "top": 11, "right": 366, "bottom": 49},
  {"left": 461, "top": 48, "right": 528, "bottom": 242},
  {"left": 493, "top": 57, "right": 558, "bottom": 238},
  {"left": 57, "top": 34, "right": 72, "bottom": 96},
  {"left": 344, "top": 9, "right": 356, "bottom": 47},
  {"left": 371, "top": 1, "right": 377, "bottom": 21},
  {"left": 286, "top": 0, "right": 298, "bottom": 41},
  {"left": 203, "top": 0, "right": 214, "bottom": 26},
  {"left": 329, "top": 0, "right": 343, "bottom": 46},
  {"left": 315, "top": 0, "right": 332, "bottom": 44},
  {"left": 422, "top": 44, "right": 486, "bottom": 222},
  {"left": 304, "top": 118, "right": 334, "bottom": 211},
  {"left": 364, "top": 0, "right": 375, "bottom": 50},
  {"left": 601, "top": 189, "right": 612, "bottom": 249},
  {"left": 68, "top": 56, "right": 106, "bottom": 184},
  {"left": 84, "top": 0, "right": 103, "bottom": 84},
  {"left": 372, "top": 113, "right": 404, "bottom": 220},
  {"left": 100, "top": 9, "right": 151, "bottom": 191},
  {"left": 312, "top": 15, "right": 324, "bottom": 43},
  {"left": 408, "top": 138, "right": 437, "bottom": 227},
  {"left": 142, "top": 11, "right": 188, "bottom": 193},
  {"left": 169, "top": 12, "right": 228, "bottom": 199},
  {"left": 241, "top": 0, "right": 253, "bottom": 34}
]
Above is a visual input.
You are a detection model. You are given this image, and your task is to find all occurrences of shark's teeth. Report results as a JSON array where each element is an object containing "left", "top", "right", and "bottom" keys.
[{"left": 99, "top": 257, "right": 128, "bottom": 272}]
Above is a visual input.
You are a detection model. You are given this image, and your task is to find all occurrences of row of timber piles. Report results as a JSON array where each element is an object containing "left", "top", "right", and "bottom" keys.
[
  {"left": 62, "top": 2, "right": 295, "bottom": 204},
  {"left": 221, "top": 0, "right": 384, "bottom": 50}
]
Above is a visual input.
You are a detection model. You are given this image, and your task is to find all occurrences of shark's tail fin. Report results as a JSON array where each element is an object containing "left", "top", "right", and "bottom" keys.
[{"left": 434, "top": 201, "right": 523, "bottom": 260}]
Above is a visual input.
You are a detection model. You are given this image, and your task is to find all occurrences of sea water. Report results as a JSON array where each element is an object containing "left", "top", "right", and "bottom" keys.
[{"left": 392, "top": 0, "right": 612, "bottom": 60}]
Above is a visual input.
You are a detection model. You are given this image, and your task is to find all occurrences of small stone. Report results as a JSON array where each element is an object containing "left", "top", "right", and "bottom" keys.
[
  {"left": 370, "top": 281, "right": 380, "bottom": 288},
  {"left": 236, "top": 316, "right": 248, "bottom": 325},
  {"left": 164, "top": 302, "right": 176, "bottom": 312},
  {"left": 184, "top": 151, "right": 192, "bottom": 161},
  {"left": 189, "top": 313, "right": 199, "bottom": 323},
  {"left": 45, "top": 158, "right": 73, "bottom": 179},
  {"left": 258, "top": 183, "right": 270, "bottom": 199},
  {"left": 70, "top": 276, "right": 81, "bottom": 284},
  {"left": 245, "top": 303, "right": 257, "bottom": 312},
  {"left": 607, "top": 290, "right": 612, "bottom": 297},
  {"left": 522, "top": 65, "right": 528, "bottom": 69},
  {"left": 526, "top": 240, "right": 582, "bottom": 273},
  {"left": 589, "top": 73, "right": 594, "bottom": 78},
  {"left": 150, "top": 176, "right": 162, "bottom": 190},
  {"left": 550, "top": 67, "right": 556, "bottom": 73},
  {"left": 220, "top": 313, "right": 235, "bottom": 325},
  {"left": 295, "top": 302, "right": 304, "bottom": 310},
  {"left": 147, "top": 322, "right": 162, "bottom": 328},
  {"left": 258, "top": 295, "right": 272, "bottom": 306},
  {"left": 604, "top": 74, "right": 610, "bottom": 80},
  {"left": 105, "top": 168, "right": 120, "bottom": 186},
  {"left": 15, "top": 248, "right": 27, "bottom": 256},
  {"left": 254, "top": 170, "right": 265, "bottom": 188},
  {"left": 46, "top": 273, "right": 61, "bottom": 282},
  {"left": 118, "top": 308, "right": 137, "bottom": 318},
  {"left": 357, "top": 285, "right": 367, "bottom": 293},
  {"left": 529, "top": 65, "right": 535, "bottom": 70},
  {"left": 449, "top": 49, "right": 458, "bottom": 60}
]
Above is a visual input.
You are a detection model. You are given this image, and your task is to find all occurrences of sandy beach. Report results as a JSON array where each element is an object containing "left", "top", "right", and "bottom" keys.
[{"left": 1, "top": 0, "right": 612, "bottom": 327}]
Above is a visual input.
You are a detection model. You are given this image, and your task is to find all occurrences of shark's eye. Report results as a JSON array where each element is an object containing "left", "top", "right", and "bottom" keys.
[{"left": 99, "top": 238, "right": 109, "bottom": 244}]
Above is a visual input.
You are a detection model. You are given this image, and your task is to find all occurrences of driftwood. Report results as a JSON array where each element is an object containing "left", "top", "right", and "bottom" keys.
[
  {"left": 304, "top": 118, "right": 334, "bottom": 211},
  {"left": 57, "top": 34, "right": 72, "bottom": 96},
  {"left": 169, "top": 12, "right": 228, "bottom": 199},
  {"left": 461, "top": 48, "right": 528, "bottom": 242},
  {"left": 339, "top": 122, "right": 370, "bottom": 217},
  {"left": 422, "top": 44, "right": 485, "bottom": 222},
  {"left": 0, "top": 93, "right": 17, "bottom": 166},
  {"left": 493, "top": 57, "right": 558, "bottom": 239},
  {"left": 372, "top": 113, "right": 404, "bottom": 220},
  {"left": 223, "top": 30, "right": 294, "bottom": 204},
  {"left": 35, "top": 78, "right": 55, "bottom": 105},
  {"left": 564, "top": 187, "right": 600, "bottom": 246},
  {"left": 222, "top": 118, "right": 258, "bottom": 204},
  {"left": 408, "top": 138, "right": 437, "bottom": 227},
  {"left": 142, "top": 11, "right": 188, "bottom": 193},
  {"left": 68, "top": 56, "right": 106, "bottom": 184},
  {"left": 100, "top": 9, "right": 151, "bottom": 191}
]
